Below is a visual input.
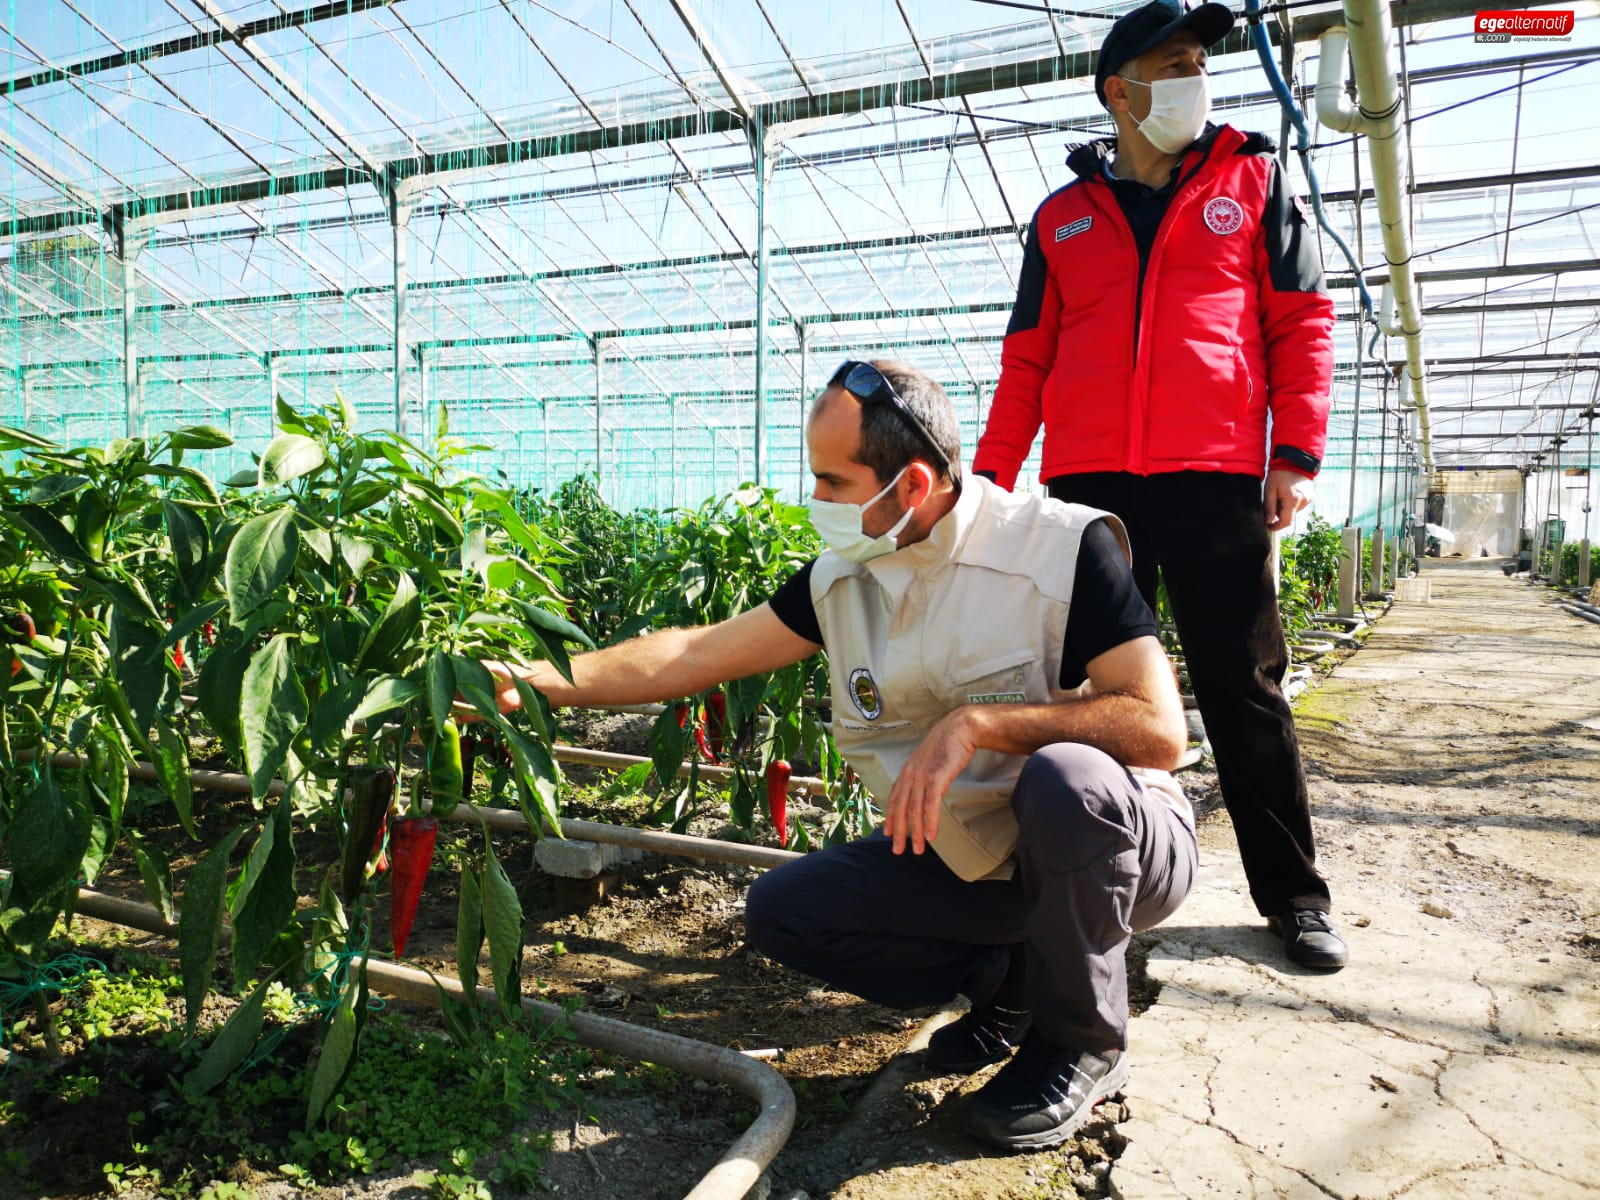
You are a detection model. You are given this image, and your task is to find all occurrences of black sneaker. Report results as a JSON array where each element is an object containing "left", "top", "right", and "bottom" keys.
[
  {"left": 925, "top": 1003, "right": 1030, "bottom": 1074},
  {"left": 965, "top": 1032, "right": 1129, "bottom": 1150},
  {"left": 1268, "top": 907, "right": 1349, "bottom": 970}
]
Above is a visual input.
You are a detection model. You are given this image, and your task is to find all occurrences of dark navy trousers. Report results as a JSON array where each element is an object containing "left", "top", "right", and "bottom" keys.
[{"left": 744, "top": 743, "right": 1197, "bottom": 1053}]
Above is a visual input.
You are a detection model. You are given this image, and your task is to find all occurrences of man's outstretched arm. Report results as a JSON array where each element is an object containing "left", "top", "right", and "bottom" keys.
[{"left": 481, "top": 604, "right": 822, "bottom": 714}]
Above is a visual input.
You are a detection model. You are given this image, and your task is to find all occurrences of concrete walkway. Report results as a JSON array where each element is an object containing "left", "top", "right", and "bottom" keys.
[{"left": 1115, "top": 559, "right": 1600, "bottom": 1199}]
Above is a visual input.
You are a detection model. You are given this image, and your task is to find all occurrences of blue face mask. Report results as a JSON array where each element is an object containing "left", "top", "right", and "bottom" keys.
[{"left": 807, "top": 468, "right": 914, "bottom": 563}]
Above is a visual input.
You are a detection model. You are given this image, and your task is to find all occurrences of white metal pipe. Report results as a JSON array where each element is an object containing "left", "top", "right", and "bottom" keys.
[
  {"left": 31, "top": 750, "right": 818, "bottom": 867},
  {"left": 1378, "top": 280, "right": 1404, "bottom": 337},
  {"left": 1317, "top": 18, "right": 1433, "bottom": 473},
  {"left": 753, "top": 126, "right": 772, "bottom": 488},
  {"left": 1315, "top": 29, "right": 1365, "bottom": 133}
]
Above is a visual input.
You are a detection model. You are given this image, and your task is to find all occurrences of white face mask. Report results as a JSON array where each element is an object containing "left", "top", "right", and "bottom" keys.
[
  {"left": 1122, "top": 73, "right": 1210, "bottom": 155},
  {"left": 808, "top": 467, "right": 915, "bottom": 563}
]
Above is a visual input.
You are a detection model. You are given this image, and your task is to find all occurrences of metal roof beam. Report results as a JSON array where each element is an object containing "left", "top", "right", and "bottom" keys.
[
  {"left": 1, "top": 0, "right": 400, "bottom": 94},
  {"left": 666, "top": 0, "right": 754, "bottom": 123},
  {"left": 0, "top": 0, "right": 1499, "bottom": 241},
  {"left": 1330, "top": 259, "right": 1600, "bottom": 289}
]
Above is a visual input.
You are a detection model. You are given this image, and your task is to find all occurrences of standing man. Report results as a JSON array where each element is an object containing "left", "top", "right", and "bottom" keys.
[
  {"left": 482, "top": 360, "right": 1198, "bottom": 1148},
  {"left": 972, "top": 0, "right": 1347, "bottom": 969}
]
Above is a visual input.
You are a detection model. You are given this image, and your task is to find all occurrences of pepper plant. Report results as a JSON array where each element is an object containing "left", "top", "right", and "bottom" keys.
[{"left": 1, "top": 420, "right": 232, "bottom": 972}]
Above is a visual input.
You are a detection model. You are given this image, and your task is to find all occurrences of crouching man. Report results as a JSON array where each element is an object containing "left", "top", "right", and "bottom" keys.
[{"left": 481, "top": 360, "right": 1196, "bottom": 1149}]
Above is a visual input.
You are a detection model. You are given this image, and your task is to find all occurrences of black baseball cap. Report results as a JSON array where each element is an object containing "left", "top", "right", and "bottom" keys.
[{"left": 1094, "top": 0, "right": 1236, "bottom": 105}]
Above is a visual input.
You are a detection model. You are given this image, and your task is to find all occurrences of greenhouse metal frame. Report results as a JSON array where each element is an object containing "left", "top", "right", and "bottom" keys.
[{"left": 1, "top": 0, "right": 1596, "bottom": 535}]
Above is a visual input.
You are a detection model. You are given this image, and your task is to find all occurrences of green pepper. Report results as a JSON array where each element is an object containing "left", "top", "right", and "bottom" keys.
[
  {"left": 429, "top": 720, "right": 464, "bottom": 815},
  {"left": 340, "top": 764, "right": 396, "bottom": 904},
  {"left": 85, "top": 733, "right": 109, "bottom": 781},
  {"left": 76, "top": 488, "right": 111, "bottom": 561}
]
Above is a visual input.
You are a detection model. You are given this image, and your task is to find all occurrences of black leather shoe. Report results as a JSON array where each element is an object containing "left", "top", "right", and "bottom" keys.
[
  {"left": 965, "top": 1032, "right": 1128, "bottom": 1150},
  {"left": 925, "top": 1003, "right": 1030, "bottom": 1074},
  {"left": 1269, "top": 907, "right": 1349, "bottom": 970}
]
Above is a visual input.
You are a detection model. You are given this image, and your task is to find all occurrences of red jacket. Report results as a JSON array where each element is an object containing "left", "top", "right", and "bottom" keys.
[{"left": 972, "top": 125, "right": 1335, "bottom": 489}]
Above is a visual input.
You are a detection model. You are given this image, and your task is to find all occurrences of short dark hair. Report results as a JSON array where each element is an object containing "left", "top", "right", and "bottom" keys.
[{"left": 854, "top": 360, "right": 962, "bottom": 485}]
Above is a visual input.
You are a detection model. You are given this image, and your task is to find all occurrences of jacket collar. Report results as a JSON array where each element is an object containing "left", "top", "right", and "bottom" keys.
[{"left": 1066, "top": 122, "right": 1243, "bottom": 185}]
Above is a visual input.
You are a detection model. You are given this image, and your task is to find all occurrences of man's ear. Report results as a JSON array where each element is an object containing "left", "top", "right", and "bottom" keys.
[
  {"left": 1104, "top": 75, "right": 1132, "bottom": 116},
  {"left": 903, "top": 460, "right": 937, "bottom": 507}
]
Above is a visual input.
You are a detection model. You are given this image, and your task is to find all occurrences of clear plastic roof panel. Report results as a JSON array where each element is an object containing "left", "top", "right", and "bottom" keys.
[{"left": 2, "top": 0, "right": 1598, "bottom": 515}]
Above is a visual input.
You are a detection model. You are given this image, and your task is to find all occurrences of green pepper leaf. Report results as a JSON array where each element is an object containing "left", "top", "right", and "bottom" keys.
[
  {"left": 9, "top": 770, "right": 90, "bottom": 900},
  {"left": 225, "top": 507, "right": 299, "bottom": 623},
  {"left": 425, "top": 649, "right": 456, "bottom": 732},
  {"left": 305, "top": 962, "right": 365, "bottom": 1130},
  {"left": 128, "top": 831, "right": 176, "bottom": 924},
  {"left": 183, "top": 968, "right": 278, "bottom": 1099},
  {"left": 241, "top": 634, "right": 309, "bottom": 799},
  {"left": 179, "top": 824, "right": 248, "bottom": 1034},
  {"left": 478, "top": 833, "right": 524, "bottom": 1017},
  {"left": 353, "top": 571, "right": 420, "bottom": 675},
  {"left": 152, "top": 716, "right": 196, "bottom": 839},
  {"left": 170, "top": 424, "right": 234, "bottom": 451},
  {"left": 230, "top": 795, "right": 297, "bottom": 987},
  {"left": 456, "top": 866, "right": 484, "bottom": 1002},
  {"left": 259, "top": 433, "right": 327, "bottom": 488},
  {"left": 197, "top": 633, "right": 252, "bottom": 762}
]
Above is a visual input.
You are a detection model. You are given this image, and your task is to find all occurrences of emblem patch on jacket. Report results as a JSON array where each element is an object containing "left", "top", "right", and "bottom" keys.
[
  {"left": 848, "top": 668, "right": 883, "bottom": 721},
  {"left": 1054, "top": 216, "right": 1092, "bottom": 243},
  {"left": 1203, "top": 197, "right": 1245, "bottom": 235}
]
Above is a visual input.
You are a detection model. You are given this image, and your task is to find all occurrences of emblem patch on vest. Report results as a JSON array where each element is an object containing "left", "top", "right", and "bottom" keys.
[
  {"left": 848, "top": 668, "right": 883, "bottom": 721},
  {"left": 1203, "top": 197, "right": 1245, "bottom": 235},
  {"left": 1054, "top": 216, "right": 1092, "bottom": 243}
]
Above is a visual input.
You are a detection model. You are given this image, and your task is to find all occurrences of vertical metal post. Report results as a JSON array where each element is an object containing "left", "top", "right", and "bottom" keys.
[
  {"left": 670, "top": 400, "right": 680, "bottom": 510},
  {"left": 115, "top": 214, "right": 141, "bottom": 439},
  {"left": 1582, "top": 414, "right": 1595, "bottom": 588},
  {"left": 417, "top": 349, "right": 433, "bottom": 441},
  {"left": 19, "top": 370, "right": 32, "bottom": 427},
  {"left": 796, "top": 323, "right": 808, "bottom": 500},
  {"left": 1345, "top": 317, "right": 1365, "bottom": 528},
  {"left": 387, "top": 177, "right": 415, "bottom": 437},
  {"left": 972, "top": 383, "right": 984, "bottom": 467},
  {"left": 593, "top": 339, "right": 605, "bottom": 498},
  {"left": 1338, "top": 526, "right": 1361, "bottom": 617},
  {"left": 541, "top": 401, "right": 551, "bottom": 494},
  {"left": 752, "top": 121, "right": 772, "bottom": 488}
]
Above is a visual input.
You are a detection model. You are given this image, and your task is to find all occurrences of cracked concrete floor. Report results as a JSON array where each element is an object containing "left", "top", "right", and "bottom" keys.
[{"left": 1115, "top": 558, "right": 1600, "bottom": 1200}]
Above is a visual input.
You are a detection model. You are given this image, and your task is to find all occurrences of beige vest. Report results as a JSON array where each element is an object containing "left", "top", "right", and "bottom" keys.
[{"left": 811, "top": 475, "right": 1190, "bottom": 883}]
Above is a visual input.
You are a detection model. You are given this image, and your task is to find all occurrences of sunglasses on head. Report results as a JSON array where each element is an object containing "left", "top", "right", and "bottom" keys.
[{"left": 829, "top": 360, "right": 957, "bottom": 482}]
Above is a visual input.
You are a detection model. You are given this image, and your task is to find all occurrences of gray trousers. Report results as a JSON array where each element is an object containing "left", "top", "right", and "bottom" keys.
[{"left": 744, "top": 743, "right": 1198, "bottom": 1052}]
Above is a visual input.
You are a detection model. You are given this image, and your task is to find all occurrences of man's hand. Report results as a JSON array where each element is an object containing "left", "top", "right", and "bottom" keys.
[
  {"left": 455, "top": 660, "right": 530, "bottom": 722},
  {"left": 1264, "top": 468, "right": 1315, "bottom": 531},
  {"left": 883, "top": 708, "right": 978, "bottom": 856}
]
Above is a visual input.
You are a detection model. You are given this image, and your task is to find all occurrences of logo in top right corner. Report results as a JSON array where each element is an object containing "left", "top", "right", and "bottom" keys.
[
  {"left": 1475, "top": 10, "right": 1574, "bottom": 41},
  {"left": 1203, "top": 197, "right": 1245, "bottom": 236}
]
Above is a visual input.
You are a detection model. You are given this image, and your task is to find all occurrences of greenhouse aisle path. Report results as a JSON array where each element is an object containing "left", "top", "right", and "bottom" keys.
[{"left": 1114, "top": 558, "right": 1600, "bottom": 1199}]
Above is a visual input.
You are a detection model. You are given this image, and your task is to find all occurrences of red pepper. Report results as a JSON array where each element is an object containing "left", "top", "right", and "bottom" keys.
[
  {"left": 766, "top": 760, "right": 791, "bottom": 846},
  {"left": 706, "top": 690, "right": 727, "bottom": 759},
  {"left": 3, "top": 612, "right": 35, "bottom": 643},
  {"left": 202, "top": 620, "right": 215, "bottom": 647},
  {"left": 389, "top": 815, "right": 439, "bottom": 957},
  {"left": 8, "top": 653, "right": 17, "bottom": 679},
  {"left": 166, "top": 617, "right": 185, "bottom": 670},
  {"left": 694, "top": 724, "right": 718, "bottom": 765},
  {"left": 674, "top": 700, "right": 690, "bottom": 729}
]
